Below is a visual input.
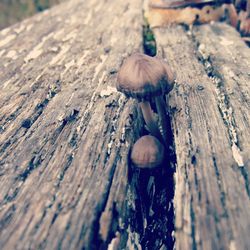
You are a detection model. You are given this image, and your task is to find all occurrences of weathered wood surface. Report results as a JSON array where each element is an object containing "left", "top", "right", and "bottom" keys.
[
  {"left": 1, "top": 0, "right": 250, "bottom": 248},
  {"left": 154, "top": 23, "right": 250, "bottom": 250},
  {"left": 0, "top": 0, "right": 144, "bottom": 249}
]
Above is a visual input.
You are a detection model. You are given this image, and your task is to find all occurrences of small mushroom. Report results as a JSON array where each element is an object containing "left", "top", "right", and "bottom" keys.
[
  {"left": 117, "top": 53, "right": 175, "bottom": 144},
  {"left": 131, "top": 135, "right": 164, "bottom": 168}
]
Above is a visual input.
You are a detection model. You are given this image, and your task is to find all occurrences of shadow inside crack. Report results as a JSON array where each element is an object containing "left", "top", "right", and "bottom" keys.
[{"left": 127, "top": 111, "right": 176, "bottom": 250}]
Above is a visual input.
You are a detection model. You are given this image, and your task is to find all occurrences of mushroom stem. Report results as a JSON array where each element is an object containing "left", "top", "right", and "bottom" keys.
[
  {"left": 139, "top": 101, "right": 164, "bottom": 143},
  {"left": 155, "top": 96, "right": 171, "bottom": 146}
]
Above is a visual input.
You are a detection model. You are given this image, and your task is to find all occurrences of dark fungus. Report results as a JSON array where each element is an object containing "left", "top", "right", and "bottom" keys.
[{"left": 117, "top": 53, "right": 175, "bottom": 144}]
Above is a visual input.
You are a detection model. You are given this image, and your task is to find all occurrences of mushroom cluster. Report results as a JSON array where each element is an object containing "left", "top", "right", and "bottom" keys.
[{"left": 116, "top": 53, "right": 175, "bottom": 168}]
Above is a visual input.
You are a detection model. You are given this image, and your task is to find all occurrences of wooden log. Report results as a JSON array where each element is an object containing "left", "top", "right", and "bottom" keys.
[
  {"left": 1, "top": 0, "right": 249, "bottom": 248},
  {"left": 154, "top": 23, "right": 250, "bottom": 250},
  {"left": 0, "top": 0, "right": 144, "bottom": 249}
]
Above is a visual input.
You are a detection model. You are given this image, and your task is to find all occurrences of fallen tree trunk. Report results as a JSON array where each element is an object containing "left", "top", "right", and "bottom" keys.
[{"left": 1, "top": 0, "right": 250, "bottom": 249}]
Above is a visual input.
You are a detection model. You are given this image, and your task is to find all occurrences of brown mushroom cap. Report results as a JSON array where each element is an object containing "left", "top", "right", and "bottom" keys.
[
  {"left": 131, "top": 135, "right": 165, "bottom": 168},
  {"left": 117, "top": 53, "right": 175, "bottom": 100}
]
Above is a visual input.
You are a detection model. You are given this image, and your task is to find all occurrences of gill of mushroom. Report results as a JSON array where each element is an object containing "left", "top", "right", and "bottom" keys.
[{"left": 117, "top": 53, "right": 175, "bottom": 145}]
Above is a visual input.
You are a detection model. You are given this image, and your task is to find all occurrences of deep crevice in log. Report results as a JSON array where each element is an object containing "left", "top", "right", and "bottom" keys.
[{"left": 122, "top": 20, "right": 177, "bottom": 249}]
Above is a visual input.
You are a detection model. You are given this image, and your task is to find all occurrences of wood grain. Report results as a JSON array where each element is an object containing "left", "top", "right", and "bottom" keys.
[
  {"left": 154, "top": 23, "right": 250, "bottom": 250},
  {"left": 1, "top": 0, "right": 249, "bottom": 248},
  {"left": 0, "top": 0, "right": 143, "bottom": 249}
]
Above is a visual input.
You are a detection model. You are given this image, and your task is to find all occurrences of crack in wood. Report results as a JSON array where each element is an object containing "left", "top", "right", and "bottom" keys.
[
  {"left": 140, "top": 22, "right": 177, "bottom": 249},
  {"left": 190, "top": 195, "right": 197, "bottom": 250}
]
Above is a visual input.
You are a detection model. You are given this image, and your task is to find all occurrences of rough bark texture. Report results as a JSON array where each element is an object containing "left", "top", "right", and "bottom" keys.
[
  {"left": 154, "top": 23, "right": 250, "bottom": 250},
  {"left": 1, "top": 0, "right": 250, "bottom": 248},
  {"left": 0, "top": 0, "right": 143, "bottom": 249}
]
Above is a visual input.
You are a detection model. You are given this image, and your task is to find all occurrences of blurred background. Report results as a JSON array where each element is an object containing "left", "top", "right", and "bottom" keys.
[{"left": 0, "top": 0, "right": 64, "bottom": 30}]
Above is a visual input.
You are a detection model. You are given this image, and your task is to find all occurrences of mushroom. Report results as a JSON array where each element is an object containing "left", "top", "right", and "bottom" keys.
[
  {"left": 131, "top": 135, "right": 164, "bottom": 168},
  {"left": 117, "top": 53, "right": 175, "bottom": 144}
]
